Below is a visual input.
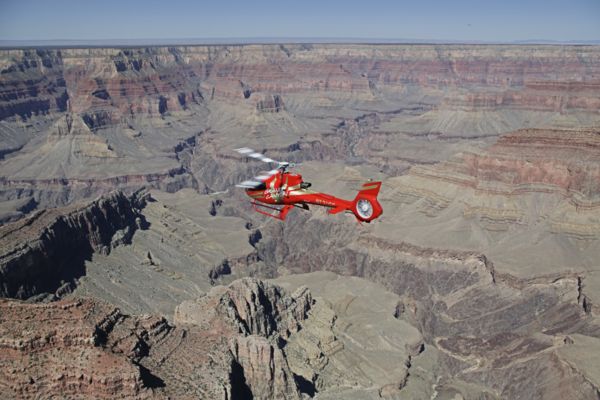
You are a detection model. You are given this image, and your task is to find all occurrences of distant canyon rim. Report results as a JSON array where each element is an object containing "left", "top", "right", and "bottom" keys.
[{"left": 1, "top": 43, "right": 600, "bottom": 399}]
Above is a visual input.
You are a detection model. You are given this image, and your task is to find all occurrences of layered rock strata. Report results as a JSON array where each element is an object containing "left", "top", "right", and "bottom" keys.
[
  {"left": 375, "top": 126, "right": 600, "bottom": 300},
  {"left": 3, "top": 45, "right": 599, "bottom": 122}
]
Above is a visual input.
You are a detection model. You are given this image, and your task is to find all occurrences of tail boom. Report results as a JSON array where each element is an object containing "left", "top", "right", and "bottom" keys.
[{"left": 309, "top": 181, "right": 383, "bottom": 222}]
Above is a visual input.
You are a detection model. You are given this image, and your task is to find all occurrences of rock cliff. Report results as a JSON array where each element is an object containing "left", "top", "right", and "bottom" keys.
[
  {"left": 175, "top": 277, "right": 312, "bottom": 339},
  {"left": 0, "top": 190, "right": 147, "bottom": 299},
  {"left": 175, "top": 278, "right": 313, "bottom": 399}
]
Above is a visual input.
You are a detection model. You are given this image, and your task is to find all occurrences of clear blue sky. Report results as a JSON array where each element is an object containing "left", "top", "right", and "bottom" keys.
[{"left": 0, "top": 0, "right": 598, "bottom": 42}]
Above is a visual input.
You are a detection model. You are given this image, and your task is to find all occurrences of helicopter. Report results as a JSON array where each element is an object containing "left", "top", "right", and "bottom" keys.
[{"left": 235, "top": 147, "right": 383, "bottom": 222}]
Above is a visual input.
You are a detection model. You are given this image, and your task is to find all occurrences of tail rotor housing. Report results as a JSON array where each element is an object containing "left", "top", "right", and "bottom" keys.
[{"left": 352, "top": 182, "right": 383, "bottom": 222}]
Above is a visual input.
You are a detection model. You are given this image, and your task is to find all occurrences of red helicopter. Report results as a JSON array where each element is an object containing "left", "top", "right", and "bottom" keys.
[{"left": 235, "top": 148, "right": 383, "bottom": 222}]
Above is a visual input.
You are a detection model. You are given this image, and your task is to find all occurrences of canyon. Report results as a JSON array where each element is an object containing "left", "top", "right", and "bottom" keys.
[{"left": 1, "top": 43, "right": 600, "bottom": 399}]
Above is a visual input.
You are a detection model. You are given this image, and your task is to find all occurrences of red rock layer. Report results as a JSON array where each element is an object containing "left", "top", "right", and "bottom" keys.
[
  {"left": 1, "top": 45, "right": 600, "bottom": 125},
  {"left": 463, "top": 129, "right": 600, "bottom": 197},
  {"left": 411, "top": 128, "right": 600, "bottom": 205},
  {"left": 0, "top": 298, "right": 154, "bottom": 399}
]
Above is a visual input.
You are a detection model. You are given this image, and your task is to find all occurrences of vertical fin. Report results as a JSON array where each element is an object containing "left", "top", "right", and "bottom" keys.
[{"left": 356, "top": 181, "right": 382, "bottom": 199}]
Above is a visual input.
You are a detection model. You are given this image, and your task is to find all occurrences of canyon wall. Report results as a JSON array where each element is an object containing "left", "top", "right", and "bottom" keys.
[
  {"left": 1, "top": 44, "right": 600, "bottom": 215},
  {"left": 1, "top": 43, "right": 600, "bottom": 399}
]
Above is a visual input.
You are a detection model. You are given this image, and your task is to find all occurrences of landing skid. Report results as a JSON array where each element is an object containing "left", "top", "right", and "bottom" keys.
[
  {"left": 252, "top": 201, "right": 292, "bottom": 220},
  {"left": 251, "top": 201, "right": 309, "bottom": 220}
]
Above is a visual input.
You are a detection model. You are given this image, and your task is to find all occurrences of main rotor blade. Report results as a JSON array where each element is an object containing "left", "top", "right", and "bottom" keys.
[
  {"left": 236, "top": 180, "right": 263, "bottom": 188},
  {"left": 234, "top": 148, "right": 296, "bottom": 190},
  {"left": 235, "top": 147, "right": 280, "bottom": 164},
  {"left": 235, "top": 167, "right": 281, "bottom": 188},
  {"left": 235, "top": 147, "right": 253, "bottom": 155}
]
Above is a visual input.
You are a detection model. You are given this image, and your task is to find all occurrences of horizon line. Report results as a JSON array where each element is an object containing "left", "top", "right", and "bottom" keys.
[{"left": 1, "top": 37, "right": 599, "bottom": 49}]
